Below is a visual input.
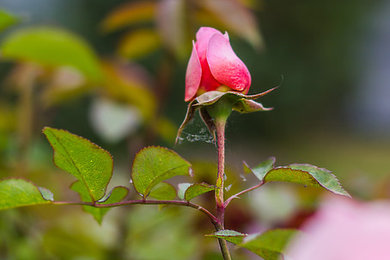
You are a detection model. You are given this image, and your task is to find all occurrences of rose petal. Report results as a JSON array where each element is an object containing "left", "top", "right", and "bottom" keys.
[
  {"left": 185, "top": 41, "right": 202, "bottom": 101},
  {"left": 207, "top": 33, "right": 251, "bottom": 92},
  {"left": 195, "top": 27, "right": 224, "bottom": 62},
  {"left": 195, "top": 27, "right": 224, "bottom": 91}
]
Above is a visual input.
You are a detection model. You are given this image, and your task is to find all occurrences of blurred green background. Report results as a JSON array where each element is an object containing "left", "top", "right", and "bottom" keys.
[{"left": 1, "top": 0, "right": 390, "bottom": 259}]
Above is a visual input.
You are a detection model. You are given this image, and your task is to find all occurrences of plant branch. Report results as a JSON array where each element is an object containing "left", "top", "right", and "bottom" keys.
[
  {"left": 224, "top": 181, "right": 265, "bottom": 207},
  {"left": 52, "top": 199, "right": 218, "bottom": 224},
  {"left": 214, "top": 223, "right": 232, "bottom": 260},
  {"left": 215, "top": 118, "right": 226, "bottom": 218}
]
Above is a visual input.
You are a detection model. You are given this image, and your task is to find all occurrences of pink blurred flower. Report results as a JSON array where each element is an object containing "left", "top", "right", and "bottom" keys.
[
  {"left": 185, "top": 27, "right": 251, "bottom": 101},
  {"left": 287, "top": 197, "right": 390, "bottom": 260}
]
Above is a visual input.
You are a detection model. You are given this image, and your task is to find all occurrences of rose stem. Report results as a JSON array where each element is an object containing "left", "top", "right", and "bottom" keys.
[{"left": 214, "top": 117, "right": 232, "bottom": 260}]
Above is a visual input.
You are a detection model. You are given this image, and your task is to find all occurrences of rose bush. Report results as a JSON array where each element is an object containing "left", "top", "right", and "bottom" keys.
[{"left": 185, "top": 27, "right": 251, "bottom": 101}]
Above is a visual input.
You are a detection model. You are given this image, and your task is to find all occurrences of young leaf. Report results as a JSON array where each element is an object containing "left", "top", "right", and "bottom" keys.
[
  {"left": 71, "top": 181, "right": 128, "bottom": 224},
  {"left": 1, "top": 27, "right": 102, "bottom": 82},
  {"left": 243, "top": 157, "right": 275, "bottom": 180},
  {"left": 132, "top": 146, "right": 191, "bottom": 198},
  {"left": 209, "top": 229, "right": 297, "bottom": 260},
  {"left": 38, "top": 187, "right": 55, "bottom": 201},
  {"left": 206, "top": 229, "right": 247, "bottom": 244},
  {"left": 43, "top": 127, "right": 113, "bottom": 201},
  {"left": 184, "top": 183, "right": 215, "bottom": 201},
  {"left": 149, "top": 182, "right": 177, "bottom": 200},
  {"left": 245, "top": 160, "right": 350, "bottom": 197},
  {"left": 0, "top": 179, "right": 52, "bottom": 210}
]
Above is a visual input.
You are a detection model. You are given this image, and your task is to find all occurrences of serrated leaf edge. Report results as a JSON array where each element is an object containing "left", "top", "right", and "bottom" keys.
[{"left": 43, "top": 126, "right": 114, "bottom": 201}]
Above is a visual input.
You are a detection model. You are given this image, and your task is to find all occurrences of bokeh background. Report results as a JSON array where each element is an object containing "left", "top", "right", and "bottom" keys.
[{"left": 0, "top": 0, "right": 389, "bottom": 259}]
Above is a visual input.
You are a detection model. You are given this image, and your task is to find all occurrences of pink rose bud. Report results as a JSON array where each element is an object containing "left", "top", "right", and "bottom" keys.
[
  {"left": 185, "top": 27, "right": 251, "bottom": 102},
  {"left": 287, "top": 197, "right": 390, "bottom": 260}
]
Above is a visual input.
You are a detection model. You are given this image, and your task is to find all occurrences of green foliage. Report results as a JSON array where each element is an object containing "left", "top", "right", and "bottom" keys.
[
  {"left": 131, "top": 146, "right": 191, "bottom": 198},
  {"left": 1, "top": 27, "right": 102, "bottom": 81},
  {"left": 149, "top": 182, "right": 177, "bottom": 200},
  {"left": 244, "top": 157, "right": 275, "bottom": 180},
  {"left": 246, "top": 159, "right": 350, "bottom": 197},
  {"left": 209, "top": 229, "right": 297, "bottom": 260},
  {"left": 43, "top": 127, "right": 113, "bottom": 201},
  {"left": 71, "top": 181, "right": 128, "bottom": 224},
  {"left": 0, "top": 9, "right": 18, "bottom": 32},
  {"left": 0, "top": 179, "right": 52, "bottom": 210},
  {"left": 206, "top": 229, "right": 247, "bottom": 244},
  {"left": 241, "top": 229, "right": 297, "bottom": 260},
  {"left": 184, "top": 183, "right": 215, "bottom": 201}
]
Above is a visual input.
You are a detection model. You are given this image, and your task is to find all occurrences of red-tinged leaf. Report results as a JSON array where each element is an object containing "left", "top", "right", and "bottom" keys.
[
  {"left": 118, "top": 29, "right": 161, "bottom": 59},
  {"left": 101, "top": 1, "right": 156, "bottom": 32},
  {"left": 156, "top": 0, "right": 187, "bottom": 59},
  {"left": 198, "top": 0, "right": 263, "bottom": 49},
  {"left": 101, "top": 60, "right": 157, "bottom": 121}
]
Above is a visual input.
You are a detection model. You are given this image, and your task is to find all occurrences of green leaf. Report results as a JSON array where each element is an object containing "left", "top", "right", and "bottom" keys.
[
  {"left": 1, "top": 27, "right": 102, "bottom": 82},
  {"left": 246, "top": 160, "right": 350, "bottom": 197},
  {"left": 0, "top": 9, "right": 18, "bottom": 32},
  {"left": 43, "top": 127, "right": 113, "bottom": 201},
  {"left": 184, "top": 183, "right": 215, "bottom": 201},
  {"left": 0, "top": 179, "right": 52, "bottom": 210},
  {"left": 240, "top": 229, "right": 297, "bottom": 260},
  {"left": 243, "top": 157, "right": 275, "bottom": 180},
  {"left": 131, "top": 146, "right": 191, "bottom": 198},
  {"left": 210, "top": 229, "right": 297, "bottom": 260},
  {"left": 71, "top": 181, "right": 128, "bottom": 224},
  {"left": 149, "top": 182, "right": 177, "bottom": 200},
  {"left": 207, "top": 229, "right": 247, "bottom": 244}
]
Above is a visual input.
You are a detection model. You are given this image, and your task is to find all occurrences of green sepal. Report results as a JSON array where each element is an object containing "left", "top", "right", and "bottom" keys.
[{"left": 176, "top": 88, "right": 275, "bottom": 144}]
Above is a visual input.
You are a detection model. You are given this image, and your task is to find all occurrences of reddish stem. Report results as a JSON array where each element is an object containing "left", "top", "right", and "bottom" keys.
[
  {"left": 215, "top": 119, "right": 226, "bottom": 225},
  {"left": 224, "top": 181, "right": 265, "bottom": 207}
]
